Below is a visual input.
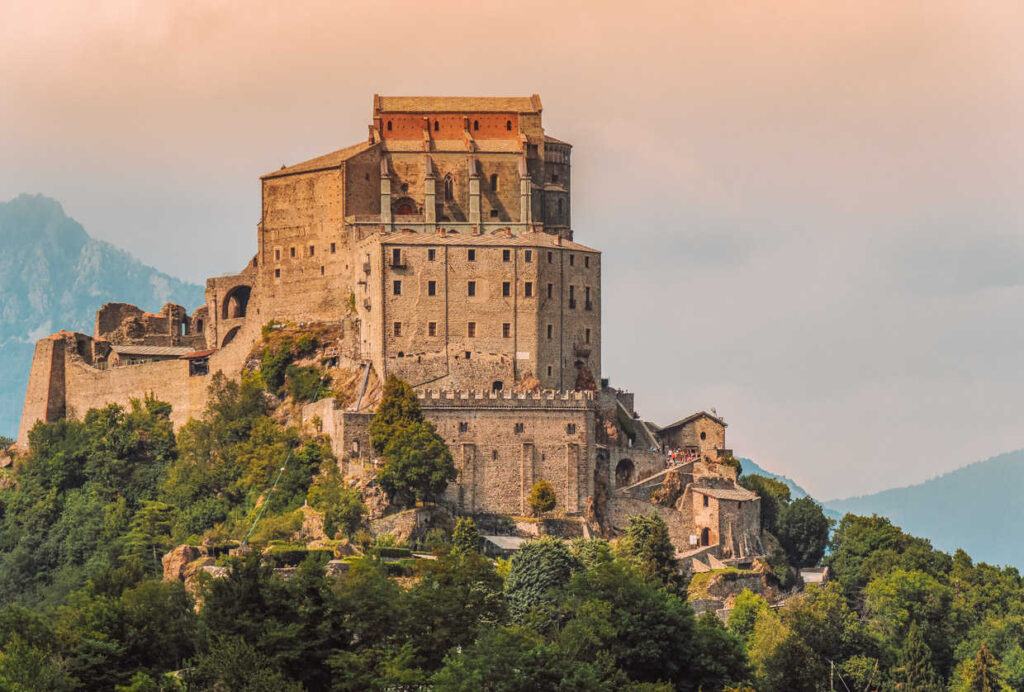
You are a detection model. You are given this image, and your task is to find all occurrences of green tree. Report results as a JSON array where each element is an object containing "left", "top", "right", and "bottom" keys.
[
  {"left": 505, "top": 536, "right": 579, "bottom": 621},
  {"left": 0, "top": 634, "right": 76, "bottom": 691},
  {"left": 451, "top": 517, "right": 482, "bottom": 556},
  {"left": 378, "top": 421, "right": 457, "bottom": 507},
  {"left": 747, "top": 609, "right": 826, "bottom": 692},
  {"left": 527, "top": 479, "right": 556, "bottom": 515},
  {"left": 617, "top": 512, "right": 681, "bottom": 588},
  {"left": 891, "top": 621, "right": 941, "bottom": 691},
  {"left": 864, "top": 569, "right": 954, "bottom": 676},
  {"left": 306, "top": 464, "right": 365, "bottom": 537},
  {"left": 952, "top": 643, "right": 1006, "bottom": 692},
  {"left": 121, "top": 501, "right": 176, "bottom": 573},
  {"left": 776, "top": 497, "right": 831, "bottom": 567},
  {"left": 570, "top": 538, "right": 614, "bottom": 570},
  {"left": 369, "top": 375, "right": 424, "bottom": 452},
  {"left": 728, "top": 589, "right": 771, "bottom": 642},
  {"left": 738, "top": 474, "right": 791, "bottom": 534}
]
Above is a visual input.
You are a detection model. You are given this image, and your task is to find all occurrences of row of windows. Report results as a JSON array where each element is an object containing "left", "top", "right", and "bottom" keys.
[
  {"left": 274, "top": 266, "right": 327, "bottom": 279},
  {"left": 390, "top": 247, "right": 595, "bottom": 267},
  {"left": 274, "top": 243, "right": 337, "bottom": 261},
  {"left": 454, "top": 422, "right": 577, "bottom": 436},
  {"left": 386, "top": 119, "right": 514, "bottom": 132},
  {"left": 392, "top": 278, "right": 593, "bottom": 306},
  {"left": 392, "top": 321, "right": 591, "bottom": 343}
]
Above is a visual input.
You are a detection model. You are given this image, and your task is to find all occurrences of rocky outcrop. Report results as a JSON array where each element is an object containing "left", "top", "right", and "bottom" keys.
[{"left": 161, "top": 544, "right": 202, "bottom": 582}]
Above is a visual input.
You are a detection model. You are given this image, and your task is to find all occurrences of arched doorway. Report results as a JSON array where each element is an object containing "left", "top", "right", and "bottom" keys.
[
  {"left": 222, "top": 285, "right": 251, "bottom": 320},
  {"left": 615, "top": 458, "right": 635, "bottom": 488},
  {"left": 221, "top": 326, "right": 241, "bottom": 347},
  {"left": 700, "top": 528, "right": 711, "bottom": 547},
  {"left": 394, "top": 197, "right": 416, "bottom": 215}
]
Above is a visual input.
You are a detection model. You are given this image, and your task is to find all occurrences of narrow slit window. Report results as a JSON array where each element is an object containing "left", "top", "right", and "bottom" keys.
[
  {"left": 490, "top": 173, "right": 498, "bottom": 191},
  {"left": 467, "top": 322, "right": 476, "bottom": 337},
  {"left": 428, "top": 280, "right": 436, "bottom": 296},
  {"left": 467, "top": 281, "right": 476, "bottom": 297},
  {"left": 428, "top": 322, "right": 437, "bottom": 337},
  {"left": 468, "top": 249, "right": 476, "bottom": 261},
  {"left": 393, "top": 322, "right": 401, "bottom": 337},
  {"left": 502, "top": 323, "right": 511, "bottom": 338},
  {"left": 524, "top": 282, "right": 533, "bottom": 298},
  {"left": 502, "top": 281, "right": 511, "bottom": 297},
  {"left": 393, "top": 280, "right": 401, "bottom": 295},
  {"left": 503, "top": 249, "right": 511, "bottom": 262}
]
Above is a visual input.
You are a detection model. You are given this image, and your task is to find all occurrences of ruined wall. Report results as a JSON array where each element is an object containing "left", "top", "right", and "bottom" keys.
[
  {"left": 17, "top": 335, "right": 65, "bottom": 443},
  {"left": 95, "top": 302, "right": 205, "bottom": 349}
]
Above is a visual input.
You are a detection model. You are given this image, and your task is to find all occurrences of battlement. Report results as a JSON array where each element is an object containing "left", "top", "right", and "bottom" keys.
[{"left": 415, "top": 388, "right": 595, "bottom": 409}]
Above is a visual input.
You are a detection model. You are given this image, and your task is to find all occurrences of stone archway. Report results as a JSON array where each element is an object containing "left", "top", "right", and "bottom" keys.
[
  {"left": 221, "top": 326, "right": 241, "bottom": 347},
  {"left": 615, "top": 458, "right": 635, "bottom": 488},
  {"left": 222, "top": 285, "right": 251, "bottom": 320}
]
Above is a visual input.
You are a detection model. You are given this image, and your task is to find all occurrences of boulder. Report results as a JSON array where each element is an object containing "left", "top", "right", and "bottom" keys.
[{"left": 162, "top": 545, "right": 202, "bottom": 582}]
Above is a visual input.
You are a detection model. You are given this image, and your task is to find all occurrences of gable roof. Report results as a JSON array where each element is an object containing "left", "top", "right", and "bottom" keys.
[
  {"left": 695, "top": 487, "right": 757, "bottom": 502},
  {"left": 660, "top": 411, "right": 727, "bottom": 431},
  {"left": 375, "top": 95, "right": 542, "bottom": 114},
  {"left": 261, "top": 141, "right": 374, "bottom": 179}
]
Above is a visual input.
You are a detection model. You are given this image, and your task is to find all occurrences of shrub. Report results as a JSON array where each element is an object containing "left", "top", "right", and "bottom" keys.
[
  {"left": 527, "top": 479, "right": 556, "bottom": 515},
  {"left": 285, "top": 365, "right": 329, "bottom": 402}
]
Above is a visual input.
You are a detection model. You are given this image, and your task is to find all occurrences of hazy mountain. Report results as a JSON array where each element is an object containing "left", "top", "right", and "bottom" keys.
[
  {"left": 824, "top": 450, "right": 1024, "bottom": 567},
  {"left": 739, "top": 457, "right": 811, "bottom": 499},
  {"left": 0, "top": 194, "right": 204, "bottom": 437}
]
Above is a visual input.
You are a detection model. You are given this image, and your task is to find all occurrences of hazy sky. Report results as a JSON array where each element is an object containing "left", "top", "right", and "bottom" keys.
[{"left": 2, "top": 0, "right": 1023, "bottom": 498}]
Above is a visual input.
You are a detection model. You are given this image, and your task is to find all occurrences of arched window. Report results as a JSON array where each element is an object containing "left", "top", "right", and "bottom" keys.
[
  {"left": 492, "top": 380, "right": 503, "bottom": 393},
  {"left": 473, "top": 120, "right": 479, "bottom": 131},
  {"left": 387, "top": 120, "right": 392, "bottom": 131},
  {"left": 557, "top": 198, "right": 564, "bottom": 218},
  {"left": 433, "top": 120, "right": 439, "bottom": 132},
  {"left": 506, "top": 120, "right": 512, "bottom": 131},
  {"left": 444, "top": 174, "right": 454, "bottom": 202},
  {"left": 490, "top": 173, "right": 498, "bottom": 191}
]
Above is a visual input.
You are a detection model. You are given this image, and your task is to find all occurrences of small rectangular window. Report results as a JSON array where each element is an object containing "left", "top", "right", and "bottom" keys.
[
  {"left": 428, "top": 322, "right": 437, "bottom": 337},
  {"left": 393, "top": 280, "right": 401, "bottom": 296},
  {"left": 547, "top": 365, "right": 553, "bottom": 377},
  {"left": 585, "top": 256, "right": 590, "bottom": 268},
  {"left": 330, "top": 242, "right": 336, "bottom": 254},
  {"left": 490, "top": 173, "right": 499, "bottom": 190},
  {"left": 392, "top": 248, "right": 401, "bottom": 265},
  {"left": 309, "top": 245, "right": 315, "bottom": 256},
  {"left": 467, "top": 322, "right": 476, "bottom": 337},
  {"left": 428, "top": 248, "right": 436, "bottom": 261},
  {"left": 428, "top": 280, "right": 437, "bottom": 296},
  {"left": 569, "top": 254, "right": 575, "bottom": 266},
  {"left": 703, "top": 495, "right": 709, "bottom": 508},
  {"left": 525, "top": 250, "right": 532, "bottom": 262},
  {"left": 547, "top": 283, "right": 553, "bottom": 299},
  {"left": 514, "top": 422, "right": 525, "bottom": 434},
  {"left": 320, "top": 265, "right": 325, "bottom": 276},
  {"left": 459, "top": 422, "right": 468, "bottom": 433},
  {"left": 503, "top": 249, "right": 511, "bottom": 262},
  {"left": 502, "top": 323, "right": 511, "bottom": 338},
  {"left": 468, "top": 249, "right": 476, "bottom": 261},
  {"left": 502, "top": 281, "right": 511, "bottom": 297},
  {"left": 467, "top": 281, "right": 476, "bottom": 297},
  {"left": 566, "top": 423, "right": 576, "bottom": 435},
  {"left": 524, "top": 282, "right": 533, "bottom": 297},
  {"left": 547, "top": 324, "right": 553, "bottom": 339},
  {"left": 274, "top": 268, "right": 281, "bottom": 278},
  {"left": 393, "top": 322, "right": 402, "bottom": 337},
  {"left": 585, "top": 328, "right": 591, "bottom": 343},
  {"left": 290, "top": 247, "right": 296, "bottom": 258},
  {"left": 275, "top": 249, "right": 281, "bottom": 260},
  {"left": 547, "top": 251, "right": 553, "bottom": 263},
  {"left": 490, "top": 209, "right": 499, "bottom": 218},
  {"left": 464, "top": 350, "right": 472, "bottom": 359}
]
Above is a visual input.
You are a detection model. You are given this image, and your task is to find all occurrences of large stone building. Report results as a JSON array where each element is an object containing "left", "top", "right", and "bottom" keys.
[{"left": 17, "top": 95, "right": 762, "bottom": 566}]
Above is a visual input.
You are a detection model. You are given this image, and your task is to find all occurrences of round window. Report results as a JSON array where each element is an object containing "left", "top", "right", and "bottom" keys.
[{"left": 700, "top": 431, "right": 707, "bottom": 440}]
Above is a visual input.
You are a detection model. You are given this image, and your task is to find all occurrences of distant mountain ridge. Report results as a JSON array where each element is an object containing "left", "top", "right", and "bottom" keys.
[
  {"left": 822, "top": 450, "right": 1024, "bottom": 567},
  {"left": 738, "top": 457, "right": 811, "bottom": 499},
  {"left": 0, "top": 194, "right": 204, "bottom": 437}
]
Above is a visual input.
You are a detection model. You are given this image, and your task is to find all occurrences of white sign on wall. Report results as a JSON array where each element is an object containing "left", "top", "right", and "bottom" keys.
[{"left": 516, "top": 351, "right": 530, "bottom": 360}]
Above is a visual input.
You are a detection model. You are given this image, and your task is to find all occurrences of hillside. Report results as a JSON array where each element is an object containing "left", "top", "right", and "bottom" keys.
[
  {"left": 0, "top": 194, "right": 204, "bottom": 437},
  {"left": 824, "top": 449, "right": 1024, "bottom": 566},
  {"left": 738, "top": 457, "right": 810, "bottom": 499}
]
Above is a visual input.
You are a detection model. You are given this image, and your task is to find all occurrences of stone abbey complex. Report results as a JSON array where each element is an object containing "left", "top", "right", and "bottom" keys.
[{"left": 17, "top": 95, "right": 762, "bottom": 569}]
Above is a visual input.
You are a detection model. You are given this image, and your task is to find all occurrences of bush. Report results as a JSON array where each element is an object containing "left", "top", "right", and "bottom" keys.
[
  {"left": 527, "top": 479, "right": 556, "bottom": 515},
  {"left": 284, "top": 365, "right": 329, "bottom": 402}
]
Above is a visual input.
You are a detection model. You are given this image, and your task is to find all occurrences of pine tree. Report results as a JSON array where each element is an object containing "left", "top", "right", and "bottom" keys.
[
  {"left": 369, "top": 375, "right": 424, "bottom": 452},
  {"left": 891, "top": 621, "right": 940, "bottom": 691},
  {"left": 451, "top": 517, "right": 482, "bottom": 556},
  {"left": 955, "top": 643, "right": 1005, "bottom": 692}
]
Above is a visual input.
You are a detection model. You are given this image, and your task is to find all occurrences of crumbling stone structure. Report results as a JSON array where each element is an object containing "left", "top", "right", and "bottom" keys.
[{"left": 18, "top": 95, "right": 762, "bottom": 565}]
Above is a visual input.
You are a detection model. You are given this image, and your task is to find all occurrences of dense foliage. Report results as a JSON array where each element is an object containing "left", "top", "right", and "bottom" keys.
[{"left": 1, "top": 377, "right": 1022, "bottom": 689}]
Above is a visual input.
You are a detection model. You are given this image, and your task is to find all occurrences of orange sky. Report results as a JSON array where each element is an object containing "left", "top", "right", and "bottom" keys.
[{"left": 2, "top": 0, "right": 1024, "bottom": 497}]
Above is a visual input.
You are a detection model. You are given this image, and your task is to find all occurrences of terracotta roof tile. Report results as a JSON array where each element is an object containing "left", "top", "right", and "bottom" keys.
[
  {"left": 376, "top": 95, "right": 541, "bottom": 114},
  {"left": 262, "top": 141, "right": 374, "bottom": 179}
]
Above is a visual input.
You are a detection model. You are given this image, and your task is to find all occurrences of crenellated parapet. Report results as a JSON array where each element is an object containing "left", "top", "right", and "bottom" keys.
[{"left": 415, "top": 388, "right": 596, "bottom": 409}]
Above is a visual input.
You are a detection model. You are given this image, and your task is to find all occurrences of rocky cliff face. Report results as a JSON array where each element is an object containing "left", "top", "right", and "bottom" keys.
[{"left": 0, "top": 194, "right": 203, "bottom": 436}]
